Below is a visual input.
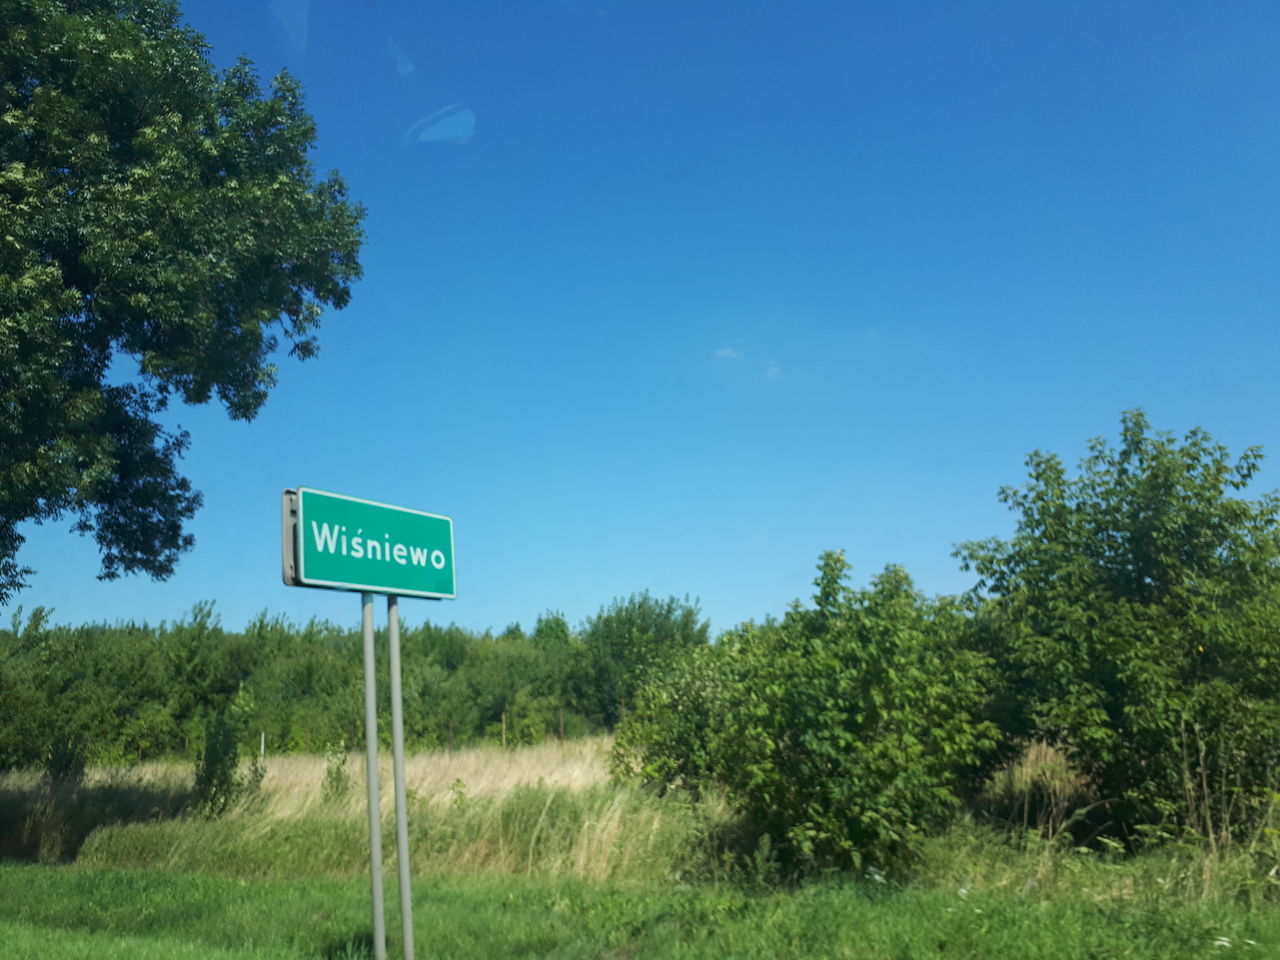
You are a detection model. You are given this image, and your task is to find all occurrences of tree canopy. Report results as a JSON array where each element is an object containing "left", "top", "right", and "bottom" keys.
[
  {"left": 580, "top": 591, "right": 709, "bottom": 727},
  {"left": 0, "top": 0, "right": 364, "bottom": 601}
]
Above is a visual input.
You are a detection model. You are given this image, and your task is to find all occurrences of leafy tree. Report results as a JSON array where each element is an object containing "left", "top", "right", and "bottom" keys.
[
  {"left": 159, "top": 602, "right": 260, "bottom": 749},
  {"left": 506, "top": 687, "right": 560, "bottom": 746},
  {"left": 959, "top": 410, "right": 1280, "bottom": 839},
  {"left": 0, "top": 607, "right": 55, "bottom": 770},
  {"left": 582, "top": 592, "right": 709, "bottom": 728},
  {"left": 240, "top": 615, "right": 361, "bottom": 753},
  {"left": 497, "top": 623, "right": 526, "bottom": 642},
  {"left": 0, "top": 0, "right": 364, "bottom": 601},
  {"left": 530, "top": 610, "right": 572, "bottom": 647}
]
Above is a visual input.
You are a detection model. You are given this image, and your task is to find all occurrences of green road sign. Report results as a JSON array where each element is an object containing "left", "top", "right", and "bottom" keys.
[{"left": 282, "top": 487, "right": 455, "bottom": 599}]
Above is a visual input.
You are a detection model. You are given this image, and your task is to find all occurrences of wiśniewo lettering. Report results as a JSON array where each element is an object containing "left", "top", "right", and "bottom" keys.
[{"left": 310, "top": 521, "right": 447, "bottom": 570}]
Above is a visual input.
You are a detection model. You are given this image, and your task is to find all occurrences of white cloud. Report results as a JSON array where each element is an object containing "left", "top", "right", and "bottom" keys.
[
  {"left": 712, "top": 347, "right": 740, "bottom": 359},
  {"left": 765, "top": 359, "right": 781, "bottom": 380}
]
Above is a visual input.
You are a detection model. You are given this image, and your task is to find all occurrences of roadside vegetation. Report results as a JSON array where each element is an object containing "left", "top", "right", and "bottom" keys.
[
  {"left": 3, "top": 737, "right": 1280, "bottom": 958},
  {"left": 4, "top": 411, "right": 1280, "bottom": 956}
]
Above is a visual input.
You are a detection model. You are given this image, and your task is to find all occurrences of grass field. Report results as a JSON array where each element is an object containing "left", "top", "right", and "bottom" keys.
[
  {"left": 2, "top": 739, "right": 1279, "bottom": 958},
  {"left": 4, "top": 859, "right": 1278, "bottom": 959}
]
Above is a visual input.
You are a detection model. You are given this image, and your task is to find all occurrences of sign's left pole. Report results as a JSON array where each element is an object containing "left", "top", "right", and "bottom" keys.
[{"left": 362, "top": 592, "right": 388, "bottom": 960}]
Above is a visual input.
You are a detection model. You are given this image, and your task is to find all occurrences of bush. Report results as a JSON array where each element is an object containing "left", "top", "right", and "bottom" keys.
[
  {"left": 192, "top": 710, "right": 243, "bottom": 816},
  {"left": 959, "top": 411, "right": 1280, "bottom": 842},
  {"left": 616, "top": 552, "right": 998, "bottom": 875},
  {"left": 611, "top": 642, "right": 732, "bottom": 798},
  {"left": 321, "top": 740, "right": 350, "bottom": 802}
]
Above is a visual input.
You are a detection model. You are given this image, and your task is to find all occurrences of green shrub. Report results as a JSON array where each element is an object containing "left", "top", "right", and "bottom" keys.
[
  {"left": 617, "top": 552, "right": 998, "bottom": 875},
  {"left": 320, "top": 740, "right": 349, "bottom": 802},
  {"left": 959, "top": 410, "right": 1280, "bottom": 842},
  {"left": 611, "top": 642, "right": 731, "bottom": 798},
  {"left": 192, "top": 710, "right": 242, "bottom": 816}
]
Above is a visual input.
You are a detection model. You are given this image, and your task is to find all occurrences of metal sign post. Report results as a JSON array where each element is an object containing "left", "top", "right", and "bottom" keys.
[
  {"left": 388, "top": 595, "right": 415, "bottom": 958},
  {"left": 361, "top": 592, "right": 388, "bottom": 959},
  {"left": 284, "top": 488, "right": 454, "bottom": 960}
]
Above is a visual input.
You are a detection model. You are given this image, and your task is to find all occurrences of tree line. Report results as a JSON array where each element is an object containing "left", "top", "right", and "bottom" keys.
[{"left": 0, "top": 591, "right": 707, "bottom": 778}]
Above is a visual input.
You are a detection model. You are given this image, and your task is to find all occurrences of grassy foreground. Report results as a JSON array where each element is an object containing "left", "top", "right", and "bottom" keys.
[
  {"left": 2, "top": 860, "right": 1277, "bottom": 959},
  {"left": 2, "top": 739, "right": 1279, "bottom": 958}
]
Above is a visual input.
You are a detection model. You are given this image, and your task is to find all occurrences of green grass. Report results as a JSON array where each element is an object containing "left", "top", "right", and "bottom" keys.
[
  {"left": 5, "top": 745, "right": 1280, "bottom": 957},
  {"left": 2, "top": 859, "right": 1279, "bottom": 959},
  {"left": 0, "top": 920, "right": 305, "bottom": 960}
]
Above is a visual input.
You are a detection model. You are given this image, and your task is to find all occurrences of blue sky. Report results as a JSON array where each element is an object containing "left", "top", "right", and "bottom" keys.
[{"left": 13, "top": 0, "right": 1280, "bottom": 634}]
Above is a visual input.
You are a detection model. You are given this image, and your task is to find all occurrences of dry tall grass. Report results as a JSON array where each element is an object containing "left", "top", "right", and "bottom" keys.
[
  {"left": 59, "top": 737, "right": 723, "bottom": 883},
  {"left": 981, "top": 741, "right": 1094, "bottom": 837},
  {"left": 256, "top": 735, "right": 612, "bottom": 820}
]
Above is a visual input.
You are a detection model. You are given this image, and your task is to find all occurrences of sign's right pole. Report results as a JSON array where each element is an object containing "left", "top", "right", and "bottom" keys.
[
  {"left": 387, "top": 595, "right": 416, "bottom": 959},
  {"left": 362, "top": 592, "right": 388, "bottom": 960}
]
